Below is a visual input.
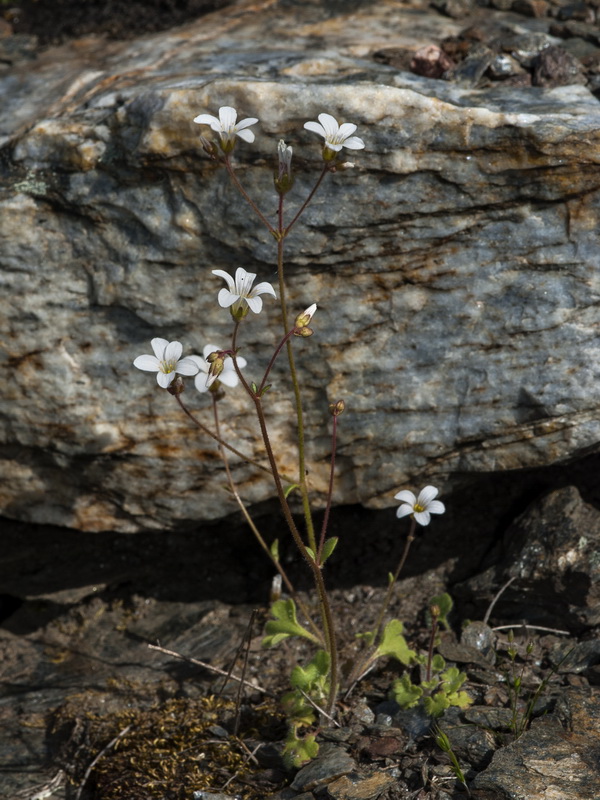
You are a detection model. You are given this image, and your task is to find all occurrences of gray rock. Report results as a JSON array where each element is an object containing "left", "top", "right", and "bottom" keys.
[
  {"left": 460, "top": 486, "right": 600, "bottom": 630},
  {"left": 290, "top": 742, "right": 355, "bottom": 791},
  {"left": 1, "top": 0, "right": 600, "bottom": 532},
  {"left": 472, "top": 688, "right": 600, "bottom": 799}
]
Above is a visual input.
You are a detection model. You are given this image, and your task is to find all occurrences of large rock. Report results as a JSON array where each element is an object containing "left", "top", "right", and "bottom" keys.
[{"left": 1, "top": 0, "right": 600, "bottom": 532}]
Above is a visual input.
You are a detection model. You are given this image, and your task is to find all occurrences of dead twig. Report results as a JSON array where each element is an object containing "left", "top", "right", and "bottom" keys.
[{"left": 148, "top": 642, "right": 272, "bottom": 696}]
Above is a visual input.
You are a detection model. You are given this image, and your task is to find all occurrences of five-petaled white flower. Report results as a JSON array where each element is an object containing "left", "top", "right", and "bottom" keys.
[
  {"left": 133, "top": 338, "right": 199, "bottom": 388},
  {"left": 189, "top": 344, "right": 247, "bottom": 393},
  {"left": 304, "top": 113, "right": 365, "bottom": 156},
  {"left": 395, "top": 485, "right": 445, "bottom": 527},
  {"left": 213, "top": 267, "right": 276, "bottom": 318},
  {"left": 193, "top": 106, "right": 258, "bottom": 153}
]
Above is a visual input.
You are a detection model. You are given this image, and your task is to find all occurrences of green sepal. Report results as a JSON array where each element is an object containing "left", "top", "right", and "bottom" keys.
[
  {"left": 262, "top": 599, "right": 320, "bottom": 647},
  {"left": 320, "top": 537, "right": 338, "bottom": 565},
  {"left": 392, "top": 673, "right": 423, "bottom": 709},
  {"left": 375, "top": 619, "right": 417, "bottom": 666}
]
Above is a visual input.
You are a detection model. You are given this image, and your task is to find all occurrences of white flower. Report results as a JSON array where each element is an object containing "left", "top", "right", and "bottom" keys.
[
  {"left": 295, "top": 303, "right": 317, "bottom": 328},
  {"left": 304, "top": 113, "right": 365, "bottom": 153},
  {"left": 189, "top": 344, "right": 247, "bottom": 393},
  {"left": 193, "top": 106, "right": 258, "bottom": 152},
  {"left": 212, "top": 267, "right": 276, "bottom": 317},
  {"left": 395, "top": 485, "right": 445, "bottom": 527},
  {"left": 133, "top": 338, "right": 199, "bottom": 389}
]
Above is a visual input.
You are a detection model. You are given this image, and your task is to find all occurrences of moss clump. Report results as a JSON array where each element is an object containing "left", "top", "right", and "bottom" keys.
[{"left": 54, "top": 694, "right": 283, "bottom": 800}]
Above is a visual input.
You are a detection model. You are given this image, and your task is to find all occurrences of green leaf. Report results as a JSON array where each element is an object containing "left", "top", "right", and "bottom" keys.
[
  {"left": 440, "top": 666, "right": 467, "bottom": 695},
  {"left": 282, "top": 728, "right": 319, "bottom": 768},
  {"left": 260, "top": 384, "right": 271, "bottom": 396},
  {"left": 320, "top": 537, "right": 338, "bottom": 564},
  {"left": 291, "top": 650, "right": 330, "bottom": 691},
  {"left": 375, "top": 619, "right": 417, "bottom": 666},
  {"left": 431, "top": 653, "right": 446, "bottom": 673},
  {"left": 392, "top": 674, "right": 423, "bottom": 709},
  {"left": 250, "top": 381, "right": 258, "bottom": 394},
  {"left": 305, "top": 547, "right": 316, "bottom": 561},
  {"left": 283, "top": 483, "right": 299, "bottom": 499},
  {"left": 388, "top": 572, "right": 394, "bottom": 585},
  {"left": 262, "top": 599, "right": 320, "bottom": 647},
  {"left": 447, "top": 690, "right": 473, "bottom": 709},
  {"left": 424, "top": 691, "right": 450, "bottom": 717}
]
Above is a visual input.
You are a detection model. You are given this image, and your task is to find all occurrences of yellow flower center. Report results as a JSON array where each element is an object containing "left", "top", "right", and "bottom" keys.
[{"left": 414, "top": 503, "right": 425, "bottom": 513}]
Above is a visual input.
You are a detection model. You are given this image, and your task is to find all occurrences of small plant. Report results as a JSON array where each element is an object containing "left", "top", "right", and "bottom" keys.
[
  {"left": 391, "top": 593, "right": 472, "bottom": 718},
  {"left": 433, "top": 725, "right": 472, "bottom": 797},
  {"left": 133, "top": 103, "right": 451, "bottom": 766}
]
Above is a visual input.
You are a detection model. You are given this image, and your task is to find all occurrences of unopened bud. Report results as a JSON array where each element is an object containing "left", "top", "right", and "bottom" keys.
[
  {"left": 167, "top": 376, "right": 185, "bottom": 396},
  {"left": 430, "top": 604, "right": 441, "bottom": 619},
  {"left": 329, "top": 399, "right": 345, "bottom": 417},
  {"left": 207, "top": 352, "right": 225, "bottom": 380},
  {"left": 295, "top": 303, "right": 317, "bottom": 329},
  {"left": 199, "top": 135, "right": 219, "bottom": 159},
  {"left": 294, "top": 326, "right": 313, "bottom": 338},
  {"left": 274, "top": 139, "right": 294, "bottom": 195}
]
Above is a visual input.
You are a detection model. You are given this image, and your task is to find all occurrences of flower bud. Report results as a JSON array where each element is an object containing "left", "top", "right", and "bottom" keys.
[
  {"left": 328, "top": 399, "right": 345, "bottom": 417},
  {"left": 167, "top": 376, "right": 185, "bottom": 396},
  {"left": 199, "top": 135, "right": 219, "bottom": 160},
  {"left": 295, "top": 303, "right": 317, "bottom": 328},
  {"left": 294, "top": 326, "right": 313, "bottom": 338},
  {"left": 274, "top": 139, "right": 294, "bottom": 195}
]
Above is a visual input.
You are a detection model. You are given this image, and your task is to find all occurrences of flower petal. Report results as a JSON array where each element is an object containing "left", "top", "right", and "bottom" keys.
[
  {"left": 212, "top": 269, "right": 236, "bottom": 292},
  {"left": 236, "top": 116, "right": 259, "bottom": 130},
  {"left": 157, "top": 371, "right": 174, "bottom": 388},
  {"left": 317, "top": 113, "right": 340, "bottom": 138},
  {"left": 337, "top": 122, "right": 357, "bottom": 139},
  {"left": 394, "top": 490, "right": 416, "bottom": 505},
  {"left": 427, "top": 500, "right": 445, "bottom": 516},
  {"left": 304, "top": 121, "right": 326, "bottom": 138},
  {"left": 236, "top": 128, "right": 255, "bottom": 143},
  {"left": 133, "top": 354, "right": 160, "bottom": 372},
  {"left": 193, "top": 113, "right": 219, "bottom": 126},
  {"left": 413, "top": 510, "right": 431, "bottom": 526},
  {"left": 342, "top": 136, "right": 365, "bottom": 150},
  {"left": 252, "top": 280, "right": 277, "bottom": 298},
  {"left": 417, "top": 486, "right": 439, "bottom": 507},
  {"left": 235, "top": 267, "right": 255, "bottom": 295},
  {"left": 202, "top": 344, "right": 219, "bottom": 360},
  {"left": 189, "top": 354, "right": 209, "bottom": 373},
  {"left": 151, "top": 338, "right": 169, "bottom": 359},
  {"left": 396, "top": 504, "right": 413, "bottom": 519},
  {"left": 217, "top": 288, "right": 239, "bottom": 308},
  {"left": 218, "top": 369, "right": 239, "bottom": 388},
  {"left": 219, "top": 106, "right": 237, "bottom": 129},
  {"left": 245, "top": 294, "right": 263, "bottom": 314},
  {"left": 163, "top": 341, "right": 183, "bottom": 363},
  {"left": 176, "top": 356, "right": 201, "bottom": 376},
  {"left": 234, "top": 355, "right": 247, "bottom": 369},
  {"left": 194, "top": 372, "right": 211, "bottom": 393}
]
